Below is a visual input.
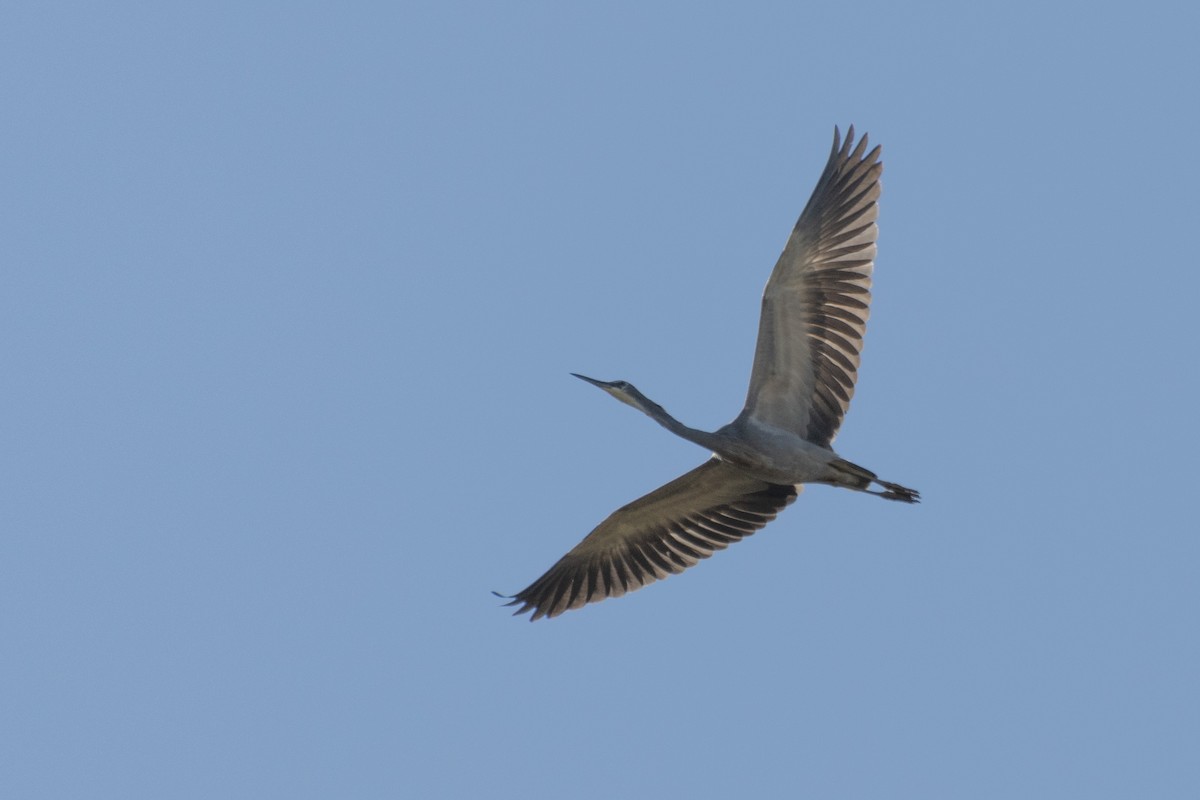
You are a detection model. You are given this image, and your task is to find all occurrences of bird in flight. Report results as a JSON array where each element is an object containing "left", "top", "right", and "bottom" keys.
[{"left": 501, "top": 126, "right": 918, "bottom": 620}]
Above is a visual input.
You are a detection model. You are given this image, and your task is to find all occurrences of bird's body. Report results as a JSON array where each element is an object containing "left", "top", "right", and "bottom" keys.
[
  {"left": 502, "top": 126, "right": 918, "bottom": 620},
  {"left": 708, "top": 420, "right": 839, "bottom": 485}
]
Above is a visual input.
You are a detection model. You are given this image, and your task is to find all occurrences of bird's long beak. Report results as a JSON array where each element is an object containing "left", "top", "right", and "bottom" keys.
[
  {"left": 572, "top": 373, "right": 642, "bottom": 410},
  {"left": 570, "top": 372, "right": 611, "bottom": 390}
]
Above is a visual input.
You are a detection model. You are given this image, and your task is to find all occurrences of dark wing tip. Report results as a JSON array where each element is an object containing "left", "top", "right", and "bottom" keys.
[
  {"left": 832, "top": 124, "right": 882, "bottom": 166},
  {"left": 492, "top": 590, "right": 544, "bottom": 621}
]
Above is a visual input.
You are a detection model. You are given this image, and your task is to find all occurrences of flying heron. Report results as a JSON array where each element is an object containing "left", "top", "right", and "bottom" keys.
[{"left": 501, "top": 126, "right": 918, "bottom": 620}]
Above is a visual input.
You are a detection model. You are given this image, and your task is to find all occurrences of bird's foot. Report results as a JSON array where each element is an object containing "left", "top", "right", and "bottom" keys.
[{"left": 872, "top": 481, "right": 920, "bottom": 503}]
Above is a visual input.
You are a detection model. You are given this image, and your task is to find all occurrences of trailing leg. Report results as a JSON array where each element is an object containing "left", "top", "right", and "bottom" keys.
[
  {"left": 830, "top": 458, "right": 920, "bottom": 503},
  {"left": 870, "top": 480, "right": 920, "bottom": 503}
]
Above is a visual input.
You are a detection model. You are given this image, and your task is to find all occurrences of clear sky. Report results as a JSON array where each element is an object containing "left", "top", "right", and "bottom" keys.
[{"left": 3, "top": 2, "right": 1198, "bottom": 798}]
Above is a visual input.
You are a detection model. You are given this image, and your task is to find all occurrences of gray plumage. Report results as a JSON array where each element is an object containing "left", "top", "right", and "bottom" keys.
[{"left": 502, "top": 126, "right": 918, "bottom": 620}]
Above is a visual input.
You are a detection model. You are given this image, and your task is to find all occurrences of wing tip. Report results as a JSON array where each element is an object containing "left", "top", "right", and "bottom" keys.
[{"left": 832, "top": 124, "right": 881, "bottom": 166}]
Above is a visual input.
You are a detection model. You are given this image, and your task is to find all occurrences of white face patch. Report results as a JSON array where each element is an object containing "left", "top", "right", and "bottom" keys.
[{"left": 606, "top": 387, "right": 640, "bottom": 409}]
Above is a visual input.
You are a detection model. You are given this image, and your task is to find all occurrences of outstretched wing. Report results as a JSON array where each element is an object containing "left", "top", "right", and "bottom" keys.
[
  {"left": 738, "top": 126, "right": 882, "bottom": 447},
  {"left": 503, "top": 459, "right": 798, "bottom": 620}
]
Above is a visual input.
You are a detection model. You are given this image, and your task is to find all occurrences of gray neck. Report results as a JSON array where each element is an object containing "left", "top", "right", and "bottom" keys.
[{"left": 635, "top": 394, "right": 723, "bottom": 452}]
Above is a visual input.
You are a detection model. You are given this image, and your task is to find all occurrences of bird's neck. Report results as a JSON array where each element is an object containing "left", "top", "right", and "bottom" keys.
[{"left": 641, "top": 401, "right": 722, "bottom": 451}]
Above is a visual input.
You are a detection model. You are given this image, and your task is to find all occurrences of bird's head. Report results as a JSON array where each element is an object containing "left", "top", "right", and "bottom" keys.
[{"left": 571, "top": 373, "right": 650, "bottom": 412}]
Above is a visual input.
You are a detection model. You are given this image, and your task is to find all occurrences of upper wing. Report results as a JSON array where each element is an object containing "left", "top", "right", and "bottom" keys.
[
  {"left": 738, "top": 126, "right": 882, "bottom": 447},
  {"left": 503, "top": 458, "right": 798, "bottom": 620}
]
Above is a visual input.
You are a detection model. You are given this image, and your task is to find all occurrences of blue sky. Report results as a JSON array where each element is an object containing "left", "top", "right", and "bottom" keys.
[{"left": 3, "top": 2, "right": 1198, "bottom": 797}]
